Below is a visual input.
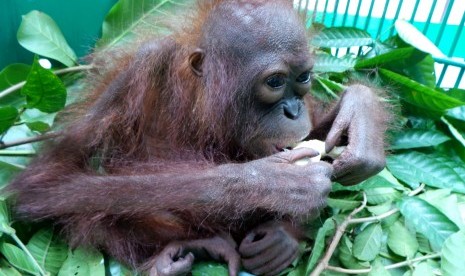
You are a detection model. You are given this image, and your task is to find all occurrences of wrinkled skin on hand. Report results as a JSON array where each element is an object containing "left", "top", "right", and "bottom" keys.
[
  {"left": 236, "top": 148, "right": 333, "bottom": 216},
  {"left": 310, "top": 85, "right": 387, "bottom": 185},
  {"left": 239, "top": 221, "right": 301, "bottom": 276},
  {"left": 149, "top": 235, "right": 240, "bottom": 276}
]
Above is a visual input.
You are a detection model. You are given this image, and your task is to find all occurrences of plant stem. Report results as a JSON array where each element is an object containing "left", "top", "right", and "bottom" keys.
[
  {"left": 326, "top": 253, "right": 441, "bottom": 274},
  {"left": 349, "top": 208, "right": 399, "bottom": 224},
  {"left": 310, "top": 193, "right": 367, "bottom": 276},
  {"left": 0, "top": 131, "right": 60, "bottom": 150},
  {"left": 11, "top": 233, "right": 46, "bottom": 276},
  {"left": 0, "top": 150, "right": 36, "bottom": 156},
  {"left": 0, "top": 64, "right": 93, "bottom": 100}
]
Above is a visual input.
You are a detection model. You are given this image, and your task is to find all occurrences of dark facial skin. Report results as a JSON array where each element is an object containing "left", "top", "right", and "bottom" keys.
[{"left": 9, "top": 1, "right": 387, "bottom": 276}]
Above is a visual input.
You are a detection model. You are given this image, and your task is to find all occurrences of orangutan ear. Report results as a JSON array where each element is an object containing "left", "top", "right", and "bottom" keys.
[{"left": 189, "top": 49, "right": 205, "bottom": 76}]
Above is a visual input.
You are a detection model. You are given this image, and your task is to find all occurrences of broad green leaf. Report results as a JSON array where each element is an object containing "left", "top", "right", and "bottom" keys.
[
  {"left": 399, "top": 54, "right": 436, "bottom": 88},
  {"left": 0, "top": 259, "right": 23, "bottom": 276},
  {"left": 398, "top": 197, "right": 459, "bottom": 251},
  {"left": 17, "top": 11, "right": 77, "bottom": 67},
  {"left": 412, "top": 261, "right": 435, "bottom": 276},
  {"left": 58, "top": 247, "right": 105, "bottom": 276},
  {"left": 368, "top": 258, "right": 390, "bottom": 276},
  {"left": 333, "top": 169, "right": 405, "bottom": 192},
  {"left": 98, "top": 0, "right": 185, "bottom": 48},
  {"left": 191, "top": 262, "right": 228, "bottom": 276},
  {"left": 21, "top": 57, "right": 67, "bottom": 113},
  {"left": 353, "top": 223, "right": 383, "bottom": 261},
  {"left": 305, "top": 217, "right": 338, "bottom": 273},
  {"left": 387, "top": 221, "right": 419, "bottom": 258},
  {"left": 379, "top": 69, "right": 464, "bottom": 111},
  {"left": 389, "top": 129, "right": 451, "bottom": 150},
  {"left": 365, "top": 187, "right": 401, "bottom": 205},
  {"left": 367, "top": 200, "right": 394, "bottom": 215},
  {"left": 441, "top": 117, "right": 465, "bottom": 148},
  {"left": 0, "top": 160, "right": 23, "bottom": 188},
  {"left": 0, "top": 64, "right": 30, "bottom": 107},
  {"left": 22, "top": 109, "right": 57, "bottom": 133},
  {"left": 27, "top": 228, "right": 68, "bottom": 275},
  {"left": 420, "top": 190, "right": 465, "bottom": 230},
  {"left": 313, "top": 53, "right": 355, "bottom": 73},
  {"left": 355, "top": 47, "right": 418, "bottom": 69},
  {"left": 441, "top": 230, "right": 465, "bottom": 275},
  {"left": 311, "top": 27, "right": 373, "bottom": 48},
  {"left": 446, "top": 106, "right": 465, "bottom": 121},
  {"left": 395, "top": 20, "right": 445, "bottom": 58},
  {"left": 0, "top": 106, "right": 18, "bottom": 134},
  {"left": 416, "top": 233, "right": 432, "bottom": 253},
  {"left": 0, "top": 199, "right": 15, "bottom": 235},
  {"left": 387, "top": 152, "right": 465, "bottom": 193},
  {"left": 338, "top": 236, "right": 370, "bottom": 269},
  {"left": 327, "top": 197, "right": 360, "bottom": 210},
  {"left": 0, "top": 243, "right": 39, "bottom": 275}
]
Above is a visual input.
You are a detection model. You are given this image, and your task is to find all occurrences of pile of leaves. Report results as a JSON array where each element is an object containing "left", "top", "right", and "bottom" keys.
[{"left": 0, "top": 0, "right": 464, "bottom": 275}]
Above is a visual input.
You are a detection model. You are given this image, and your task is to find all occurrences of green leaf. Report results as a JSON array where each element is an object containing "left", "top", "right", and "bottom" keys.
[
  {"left": 412, "top": 261, "right": 435, "bottom": 276},
  {"left": 21, "top": 57, "right": 67, "bottom": 113},
  {"left": 368, "top": 258, "right": 390, "bottom": 276},
  {"left": 0, "top": 106, "right": 18, "bottom": 134},
  {"left": 365, "top": 187, "right": 401, "bottom": 205},
  {"left": 398, "top": 197, "right": 459, "bottom": 251},
  {"left": 387, "top": 221, "right": 419, "bottom": 258},
  {"left": 387, "top": 152, "right": 465, "bottom": 193},
  {"left": 313, "top": 53, "right": 355, "bottom": 73},
  {"left": 311, "top": 27, "right": 373, "bottom": 48},
  {"left": 327, "top": 197, "right": 361, "bottom": 210},
  {"left": 447, "top": 106, "right": 465, "bottom": 121},
  {"left": 352, "top": 223, "right": 383, "bottom": 261},
  {"left": 420, "top": 189, "right": 465, "bottom": 230},
  {"left": 355, "top": 47, "right": 418, "bottom": 69},
  {"left": 338, "top": 236, "right": 370, "bottom": 269},
  {"left": 191, "top": 262, "right": 228, "bottom": 276},
  {"left": 395, "top": 20, "right": 445, "bottom": 58},
  {"left": 0, "top": 199, "right": 15, "bottom": 235},
  {"left": 0, "top": 64, "right": 30, "bottom": 107},
  {"left": 0, "top": 243, "right": 39, "bottom": 275},
  {"left": 58, "top": 247, "right": 105, "bottom": 276},
  {"left": 0, "top": 259, "right": 23, "bottom": 276},
  {"left": 22, "top": 109, "right": 57, "bottom": 133},
  {"left": 379, "top": 69, "right": 464, "bottom": 111},
  {"left": 389, "top": 129, "right": 451, "bottom": 150},
  {"left": 98, "top": 0, "right": 183, "bottom": 48},
  {"left": 305, "top": 217, "right": 337, "bottom": 273},
  {"left": 441, "top": 117, "right": 465, "bottom": 148},
  {"left": 441, "top": 230, "right": 465, "bottom": 275},
  {"left": 26, "top": 228, "right": 68, "bottom": 275},
  {"left": 333, "top": 169, "right": 405, "bottom": 192},
  {"left": 17, "top": 11, "right": 77, "bottom": 67}
]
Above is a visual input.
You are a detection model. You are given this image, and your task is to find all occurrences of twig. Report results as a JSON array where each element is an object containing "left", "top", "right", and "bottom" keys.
[
  {"left": 349, "top": 208, "right": 399, "bottom": 224},
  {"left": 0, "top": 64, "right": 93, "bottom": 100},
  {"left": 0, "top": 131, "right": 60, "bottom": 150},
  {"left": 409, "top": 183, "right": 426, "bottom": 196},
  {"left": 310, "top": 193, "right": 368, "bottom": 276},
  {"left": 326, "top": 253, "right": 441, "bottom": 274}
]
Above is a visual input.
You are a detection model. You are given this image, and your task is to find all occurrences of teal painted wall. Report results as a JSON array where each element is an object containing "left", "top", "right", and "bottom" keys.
[{"left": 0, "top": 0, "right": 117, "bottom": 69}]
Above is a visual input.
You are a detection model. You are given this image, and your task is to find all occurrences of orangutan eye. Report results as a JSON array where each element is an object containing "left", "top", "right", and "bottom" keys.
[
  {"left": 266, "top": 74, "right": 286, "bottom": 89},
  {"left": 296, "top": 71, "right": 311, "bottom": 83}
]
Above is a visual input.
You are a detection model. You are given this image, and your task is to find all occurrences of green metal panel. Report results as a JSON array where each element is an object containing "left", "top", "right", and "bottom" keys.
[{"left": 0, "top": 0, "right": 117, "bottom": 69}]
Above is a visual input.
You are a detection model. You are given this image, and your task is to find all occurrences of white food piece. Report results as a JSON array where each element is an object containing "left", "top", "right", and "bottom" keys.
[
  {"left": 294, "top": 140, "right": 326, "bottom": 165},
  {"left": 293, "top": 139, "right": 346, "bottom": 166}
]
